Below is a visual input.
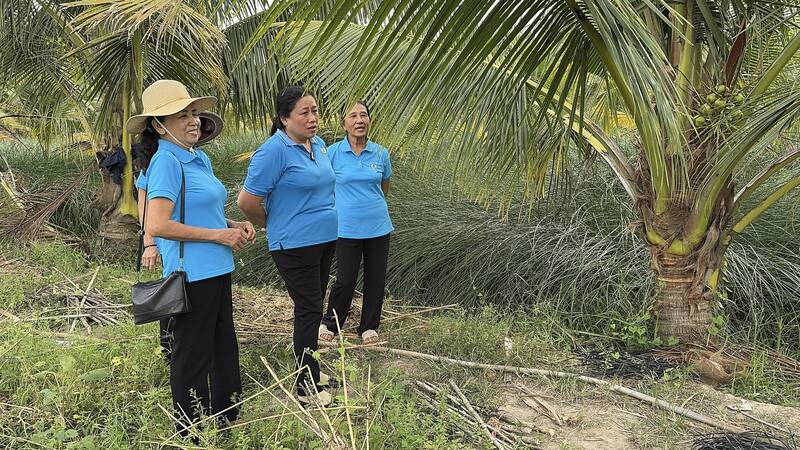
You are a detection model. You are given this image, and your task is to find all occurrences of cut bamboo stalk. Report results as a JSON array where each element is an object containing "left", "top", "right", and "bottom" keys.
[
  {"left": 71, "top": 266, "right": 100, "bottom": 332},
  {"left": 449, "top": 380, "right": 510, "bottom": 450},
  {"left": 363, "top": 346, "right": 745, "bottom": 434}
]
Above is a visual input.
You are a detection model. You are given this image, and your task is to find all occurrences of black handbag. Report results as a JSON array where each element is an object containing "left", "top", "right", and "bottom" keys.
[{"left": 131, "top": 166, "right": 191, "bottom": 325}]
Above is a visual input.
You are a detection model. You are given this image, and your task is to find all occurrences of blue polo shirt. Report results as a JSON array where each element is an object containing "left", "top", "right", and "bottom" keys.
[
  {"left": 139, "top": 139, "right": 234, "bottom": 282},
  {"left": 329, "top": 139, "right": 394, "bottom": 239},
  {"left": 243, "top": 130, "right": 337, "bottom": 251}
]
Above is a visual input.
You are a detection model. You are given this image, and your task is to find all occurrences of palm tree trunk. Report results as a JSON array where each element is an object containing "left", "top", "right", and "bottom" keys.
[
  {"left": 652, "top": 248, "right": 717, "bottom": 343},
  {"left": 115, "top": 76, "right": 137, "bottom": 217}
]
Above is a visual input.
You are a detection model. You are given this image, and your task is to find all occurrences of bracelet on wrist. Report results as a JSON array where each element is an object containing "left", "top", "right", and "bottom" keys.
[{"left": 144, "top": 244, "right": 156, "bottom": 249}]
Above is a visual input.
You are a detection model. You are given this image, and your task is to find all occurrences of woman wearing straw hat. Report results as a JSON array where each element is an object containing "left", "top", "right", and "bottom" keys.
[
  {"left": 126, "top": 79, "right": 255, "bottom": 434},
  {"left": 136, "top": 111, "right": 224, "bottom": 362}
]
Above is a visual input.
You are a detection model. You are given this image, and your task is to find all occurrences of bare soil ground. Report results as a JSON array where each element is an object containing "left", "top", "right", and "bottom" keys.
[{"left": 235, "top": 287, "right": 800, "bottom": 449}]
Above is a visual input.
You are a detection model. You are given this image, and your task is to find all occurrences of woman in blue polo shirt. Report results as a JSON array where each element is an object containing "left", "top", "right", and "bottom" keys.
[
  {"left": 237, "top": 85, "right": 338, "bottom": 407},
  {"left": 127, "top": 79, "right": 255, "bottom": 435},
  {"left": 136, "top": 111, "right": 224, "bottom": 363},
  {"left": 319, "top": 101, "right": 393, "bottom": 345}
]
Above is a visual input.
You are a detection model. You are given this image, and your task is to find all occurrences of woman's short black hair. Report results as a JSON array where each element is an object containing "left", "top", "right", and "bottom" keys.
[{"left": 270, "top": 85, "right": 315, "bottom": 135}]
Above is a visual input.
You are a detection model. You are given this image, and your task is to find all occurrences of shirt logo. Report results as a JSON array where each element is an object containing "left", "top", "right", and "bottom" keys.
[
  {"left": 320, "top": 146, "right": 328, "bottom": 154},
  {"left": 370, "top": 163, "right": 379, "bottom": 170}
]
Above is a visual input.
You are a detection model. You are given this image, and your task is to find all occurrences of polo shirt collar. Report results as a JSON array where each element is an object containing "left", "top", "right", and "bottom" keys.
[
  {"left": 158, "top": 139, "right": 198, "bottom": 163},
  {"left": 276, "top": 129, "right": 309, "bottom": 148},
  {"left": 342, "top": 138, "right": 375, "bottom": 154}
]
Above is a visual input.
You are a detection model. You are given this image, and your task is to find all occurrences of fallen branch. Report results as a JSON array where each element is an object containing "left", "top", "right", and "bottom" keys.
[
  {"left": 381, "top": 304, "right": 458, "bottom": 324},
  {"left": 739, "top": 411, "right": 792, "bottom": 435},
  {"left": 449, "top": 380, "right": 510, "bottom": 450},
  {"left": 70, "top": 266, "right": 100, "bottom": 333},
  {"left": 362, "top": 346, "right": 746, "bottom": 434},
  {"left": 412, "top": 381, "right": 526, "bottom": 448}
]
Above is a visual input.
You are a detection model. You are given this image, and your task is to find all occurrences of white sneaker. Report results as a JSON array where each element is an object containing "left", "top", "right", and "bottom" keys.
[
  {"left": 297, "top": 387, "right": 333, "bottom": 407},
  {"left": 361, "top": 329, "right": 379, "bottom": 344},
  {"left": 318, "top": 372, "right": 340, "bottom": 388},
  {"left": 318, "top": 324, "right": 335, "bottom": 342}
]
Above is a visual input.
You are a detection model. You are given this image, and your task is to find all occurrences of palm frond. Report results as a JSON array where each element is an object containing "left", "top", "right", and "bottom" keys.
[{"left": 236, "top": 0, "right": 681, "bottom": 208}]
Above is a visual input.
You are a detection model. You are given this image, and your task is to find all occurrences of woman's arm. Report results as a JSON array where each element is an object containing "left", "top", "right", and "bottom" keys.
[
  {"left": 146, "top": 198, "right": 249, "bottom": 250},
  {"left": 237, "top": 190, "right": 267, "bottom": 228},
  {"left": 137, "top": 189, "right": 156, "bottom": 246},
  {"left": 137, "top": 188, "right": 160, "bottom": 270},
  {"left": 381, "top": 180, "right": 391, "bottom": 196}
]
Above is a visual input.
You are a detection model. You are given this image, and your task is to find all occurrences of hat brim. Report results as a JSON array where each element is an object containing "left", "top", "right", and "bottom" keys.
[
  {"left": 197, "top": 112, "right": 224, "bottom": 146},
  {"left": 125, "top": 96, "right": 216, "bottom": 134}
]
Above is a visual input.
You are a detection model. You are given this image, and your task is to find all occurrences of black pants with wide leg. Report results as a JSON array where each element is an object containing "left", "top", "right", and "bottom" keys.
[
  {"left": 170, "top": 273, "right": 241, "bottom": 433},
  {"left": 271, "top": 241, "right": 336, "bottom": 391},
  {"left": 322, "top": 233, "right": 390, "bottom": 335}
]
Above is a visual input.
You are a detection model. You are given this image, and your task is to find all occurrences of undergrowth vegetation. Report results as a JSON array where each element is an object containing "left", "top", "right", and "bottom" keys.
[{"left": 2, "top": 133, "right": 799, "bottom": 357}]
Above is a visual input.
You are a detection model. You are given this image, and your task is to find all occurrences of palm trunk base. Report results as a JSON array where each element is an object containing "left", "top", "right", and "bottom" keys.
[
  {"left": 656, "top": 288, "right": 713, "bottom": 343},
  {"left": 98, "top": 210, "right": 138, "bottom": 242},
  {"left": 652, "top": 253, "right": 715, "bottom": 344}
]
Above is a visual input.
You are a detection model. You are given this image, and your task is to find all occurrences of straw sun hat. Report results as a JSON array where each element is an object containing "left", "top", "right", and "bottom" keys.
[
  {"left": 196, "top": 111, "right": 224, "bottom": 146},
  {"left": 125, "top": 79, "right": 217, "bottom": 136}
]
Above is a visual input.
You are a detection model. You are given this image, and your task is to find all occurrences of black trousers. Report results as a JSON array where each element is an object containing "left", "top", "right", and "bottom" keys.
[
  {"left": 271, "top": 241, "right": 336, "bottom": 389},
  {"left": 323, "top": 234, "right": 390, "bottom": 335},
  {"left": 170, "top": 273, "right": 241, "bottom": 431},
  {"left": 159, "top": 317, "right": 174, "bottom": 362}
]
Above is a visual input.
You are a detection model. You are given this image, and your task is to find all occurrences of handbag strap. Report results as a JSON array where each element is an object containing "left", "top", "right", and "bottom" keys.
[{"left": 136, "top": 161, "right": 186, "bottom": 280}]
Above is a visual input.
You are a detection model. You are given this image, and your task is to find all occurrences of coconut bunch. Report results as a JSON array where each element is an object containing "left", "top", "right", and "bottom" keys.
[{"left": 692, "top": 84, "right": 746, "bottom": 131}]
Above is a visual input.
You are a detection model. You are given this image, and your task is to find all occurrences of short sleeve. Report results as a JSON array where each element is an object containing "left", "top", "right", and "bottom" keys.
[
  {"left": 243, "top": 141, "right": 284, "bottom": 198},
  {"left": 146, "top": 154, "right": 182, "bottom": 203},
  {"left": 135, "top": 170, "right": 148, "bottom": 190},
  {"left": 382, "top": 148, "right": 392, "bottom": 181},
  {"left": 327, "top": 142, "right": 339, "bottom": 165}
]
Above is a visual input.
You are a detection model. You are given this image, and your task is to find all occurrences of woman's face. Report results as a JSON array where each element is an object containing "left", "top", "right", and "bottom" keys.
[
  {"left": 282, "top": 95, "right": 318, "bottom": 143},
  {"left": 343, "top": 103, "right": 370, "bottom": 140},
  {"left": 156, "top": 106, "right": 201, "bottom": 149}
]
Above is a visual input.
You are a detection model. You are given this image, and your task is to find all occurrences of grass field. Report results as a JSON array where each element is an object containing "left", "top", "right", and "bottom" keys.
[{"left": 1, "top": 136, "right": 800, "bottom": 448}]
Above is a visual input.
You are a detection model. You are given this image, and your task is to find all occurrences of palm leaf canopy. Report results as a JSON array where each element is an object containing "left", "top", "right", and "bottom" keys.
[{"left": 237, "top": 0, "right": 682, "bottom": 206}]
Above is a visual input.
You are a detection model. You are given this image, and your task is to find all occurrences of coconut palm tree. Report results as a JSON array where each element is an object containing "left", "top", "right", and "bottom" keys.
[
  {"left": 237, "top": 0, "right": 800, "bottom": 343},
  {"left": 1, "top": 0, "right": 231, "bottom": 238}
]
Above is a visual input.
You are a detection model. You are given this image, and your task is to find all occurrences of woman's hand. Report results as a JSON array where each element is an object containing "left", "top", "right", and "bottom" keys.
[
  {"left": 142, "top": 245, "right": 160, "bottom": 270},
  {"left": 215, "top": 228, "right": 250, "bottom": 251},
  {"left": 227, "top": 220, "right": 257, "bottom": 242}
]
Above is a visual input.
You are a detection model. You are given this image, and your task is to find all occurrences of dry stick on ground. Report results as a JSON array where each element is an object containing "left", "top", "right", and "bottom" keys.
[
  {"left": 260, "top": 356, "right": 348, "bottom": 448},
  {"left": 414, "top": 382, "right": 523, "bottom": 448},
  {"left": 380, "top": 304, "right": 458, "bottom": 324},
  {"left": 449, "top": 380, "right": 511, "bottom": 450},
  {"left": 517, "top": 384, "right": 563, "bottom": 426},
  {"left": 22, "top": 314, "right": 93, "bottom": 322},
  {"left": 361, "top": 346, "right": 746, "bottom": 434},
  {"left": 739, "top": 411, "right": 792, "bottom": 435},
  {"left": 70, "top": 266, "right": 100, "bottom": 333}
]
